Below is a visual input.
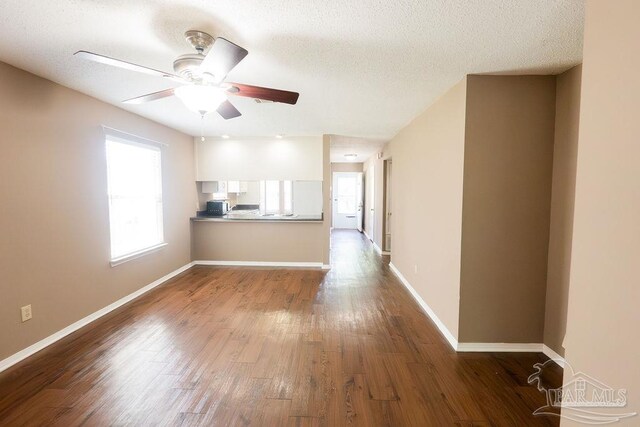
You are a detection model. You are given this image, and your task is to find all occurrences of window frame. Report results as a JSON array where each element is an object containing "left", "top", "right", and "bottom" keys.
[
  {"left": 104, "top": 129, "right": 166, "bottom": 266},
  {"left": 260, "top": 180, "right": 294, "bottom": 215}
]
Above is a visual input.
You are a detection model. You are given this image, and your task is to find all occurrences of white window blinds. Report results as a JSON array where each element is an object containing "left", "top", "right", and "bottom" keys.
[{"left": 105, "top": 135, "right": 164, "bottom": 261}]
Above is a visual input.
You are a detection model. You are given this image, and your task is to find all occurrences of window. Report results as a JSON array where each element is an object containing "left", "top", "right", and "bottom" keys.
[
  {"left": 105, "top": 135, "right": 164, "bottom": 263},
  {"left": 264, "top": 180, "right": 280, "bottom": 213},
  {"left": 336, "top": 175, "right": 357, "bottom": 214},
  {"left": 283, "top": 181, "right": 293, "bottom": 214},
  {"left": 260, "top": 180, "right": 293, "bottom": 214}
]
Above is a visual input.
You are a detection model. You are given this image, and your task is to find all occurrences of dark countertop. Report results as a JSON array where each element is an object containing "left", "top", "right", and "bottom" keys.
[{"left": 191, "top": 212, "right": 323, "bottom": 223}]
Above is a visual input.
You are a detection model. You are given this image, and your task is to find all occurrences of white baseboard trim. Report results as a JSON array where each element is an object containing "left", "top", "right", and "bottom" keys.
[
  {"left": 0, "top": 262, "right": 194, "bottom": 374},
  {"left": 363, "top": 230, "right": 372, "bottom": 241},
  {"left": 388, "top": 262, "right": 550, "bottom": 355},
  {"left": 542, "top": 344, "right": 567, "bottom": 367},
  {"left": 192, "top": 260, "right": 325, "bottom": 269},
  {"left": 456, "top": 343, "right": 543, "bottom": 352},
  {"left": 389, "top": 262, "right": 459, "bottom": 351},
  {"left": 322, "top": 264, "right": 331, "bottom": 270},
  {"left": 372, "top": 241, "right": 391, "bottom": 256}
]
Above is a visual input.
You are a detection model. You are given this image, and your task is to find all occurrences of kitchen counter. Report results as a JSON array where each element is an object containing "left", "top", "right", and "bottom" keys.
[
  {"left": 191, "top": 213, "right": 328, "bottom": 263},
  {"left": 191, "top": 212, "right": 323, "bottom": 222}
]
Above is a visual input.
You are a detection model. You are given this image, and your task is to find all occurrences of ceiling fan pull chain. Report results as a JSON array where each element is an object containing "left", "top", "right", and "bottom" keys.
[{"left": 200, "top": 113, "right": 206, "bottom": 142}]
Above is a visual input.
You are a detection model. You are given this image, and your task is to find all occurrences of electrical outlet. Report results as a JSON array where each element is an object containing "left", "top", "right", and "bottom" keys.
[
  {"left": 414, "top": 264, "right": 418, "bottom": 274},
  {"left": 21, "top": 305, "right": 32, "bottom": 322}
]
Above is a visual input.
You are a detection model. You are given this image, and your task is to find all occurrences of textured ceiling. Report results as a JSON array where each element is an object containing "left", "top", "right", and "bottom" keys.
[
  {"left": 330, "top": 136, "right": 386, "bottom": 163},
  {"left": 0, "top": 0, "right": 584, "bottom": 139}
]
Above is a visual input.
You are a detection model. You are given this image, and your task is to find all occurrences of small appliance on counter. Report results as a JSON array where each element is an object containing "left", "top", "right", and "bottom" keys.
[{"left": 206, "top": 200, "right": 229, "bottom": 216}]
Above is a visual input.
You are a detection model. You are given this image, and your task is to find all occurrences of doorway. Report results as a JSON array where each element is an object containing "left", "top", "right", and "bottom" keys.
[
  {"left": 382, "top": 159, "right": 392, "bottom": 252},
  {"left": 332, "top": 172, "right": 363, "bottom": 229}
]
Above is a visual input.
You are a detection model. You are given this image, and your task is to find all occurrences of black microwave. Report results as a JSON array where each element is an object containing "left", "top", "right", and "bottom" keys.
[{"left": 206, "top": 201, "right": 229, "bottom": 216}]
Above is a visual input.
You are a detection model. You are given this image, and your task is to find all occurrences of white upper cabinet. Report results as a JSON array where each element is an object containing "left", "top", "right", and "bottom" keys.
[
  {"left": 195, "top": 136, "right": 323, "bottom": 181},
  {"left": 227, "top": 181, "right": 248, "bottom": 193}
]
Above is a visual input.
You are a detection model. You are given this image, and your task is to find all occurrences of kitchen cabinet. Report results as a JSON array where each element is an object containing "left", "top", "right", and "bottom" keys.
[
  {"left": 201, "top": 181, "right": 247, "bottom": 195},
  {"left": 201, "top": 181, "right": 221, "bottom": 193},
  {"left": 227, "top": 181, "right": 248, "bottom": 193}
]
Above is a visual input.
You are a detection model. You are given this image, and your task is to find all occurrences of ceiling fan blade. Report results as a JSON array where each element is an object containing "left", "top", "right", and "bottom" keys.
[
  {"left": 226, "top": 83, "right": 299, "bottom": 105},
  {"left": 217, "top": 99, "right": 242, "bottom": 120},
  {"left": 74, "top": 51, "right": 184, "bottom": 82},
  {"left": 199, "top": 38, "right": 248, "bottom": 83},
  {"left": 122, "top": 88, "right": 176, "bottom": 104}
]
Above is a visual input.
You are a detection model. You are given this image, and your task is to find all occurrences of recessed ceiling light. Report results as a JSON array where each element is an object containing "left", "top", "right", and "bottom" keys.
[
  {"left": 344, "top": 153, "right": 358, "bottom": 158},
  {"left": 275, "top": 134, "right": 284, "bottom": 139},
  {"left": 221, "top": 134, "right": 230, "bottom": 139}
]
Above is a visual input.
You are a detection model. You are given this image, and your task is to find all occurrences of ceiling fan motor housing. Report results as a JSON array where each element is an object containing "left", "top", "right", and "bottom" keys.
[
  {"left": 184, "top": 30, "right": 214, "bottom": 53},
  {"left": 173, "top": 30, "right": 216, "bottom": 80},
  {"left": 173, "top": 54, "right": 205, "bottom": 80}
]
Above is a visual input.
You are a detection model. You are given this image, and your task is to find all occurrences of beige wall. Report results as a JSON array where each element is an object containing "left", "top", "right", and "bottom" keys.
[
  {"left": 192, "top": 221, "right": 325, "bottom": 263},
  {"left": 563, "top": 1, "right": 640, "bottom": 423},
  {"left": 543, "top": 65, "right": 582, "bottom": 357},
  {"left": 0, "top": 62, "right": 196, "bottom": 361},
  {"left": 331, "top": 162, "right": 363, "bottom": 173},
  {"left": 386, "top": 78, "right": 468, "bottom": 339},
  {"left": 385, "top": 74, "right": 575, "bottom": 345},
  {"left": 458, "top": 75, "right": 557, "bottom": 343}
]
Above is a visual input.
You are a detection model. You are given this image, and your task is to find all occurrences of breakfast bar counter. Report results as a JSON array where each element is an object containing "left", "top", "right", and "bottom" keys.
[
  {"left": 191, "top": 213, "right": 323, "bottom": 223},
  {"left": 190, "top": 214, "right": 328, "bottom": 264}
]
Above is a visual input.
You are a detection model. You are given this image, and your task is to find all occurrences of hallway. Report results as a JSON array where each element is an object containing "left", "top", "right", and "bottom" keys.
[{"left": 0, "top": 230, "right": 561, "bottom": 426}]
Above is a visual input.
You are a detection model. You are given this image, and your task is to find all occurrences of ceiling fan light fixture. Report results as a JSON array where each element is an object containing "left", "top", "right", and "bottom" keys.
[
  {"left": 175, "top": 85, "right": 226, "bottom": 115},
  {"left": 76, "top": 31, "right": 299, "bottom": 123}
]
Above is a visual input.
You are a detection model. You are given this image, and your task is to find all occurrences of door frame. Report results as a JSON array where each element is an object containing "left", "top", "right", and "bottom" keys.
[
  {"left": 332, "top": 172, "right": 360, "bottom": 229},
  {"left": 382, "top": 158, "right": 392, "bottom": 252},
  {"left": 356, "top": 172, "right": 364, "bottom": 232},
  {"left": 367, "top": 166, "right": 375, "bottom": 241}
]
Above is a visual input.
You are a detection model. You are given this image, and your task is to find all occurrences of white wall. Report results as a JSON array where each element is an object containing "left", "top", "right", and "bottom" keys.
[{"left": 196, "top": 136, "right": 323, "bottom": 181}]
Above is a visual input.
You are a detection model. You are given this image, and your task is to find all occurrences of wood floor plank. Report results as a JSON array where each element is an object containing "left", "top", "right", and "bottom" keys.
[{"left": 0, "top": 230, "right": 562, "bottom": 426}]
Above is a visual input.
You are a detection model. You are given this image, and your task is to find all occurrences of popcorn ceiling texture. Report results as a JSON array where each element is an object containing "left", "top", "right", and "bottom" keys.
[
  {"left": 0, "top": 0, "right": 584, "bottom": 139},
  {"left": 330, "top": 136, "right": 387, "bottom": 163}
]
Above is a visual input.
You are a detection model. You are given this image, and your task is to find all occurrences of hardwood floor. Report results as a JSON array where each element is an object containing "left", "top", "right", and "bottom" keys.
[{"left": 0, "top": 230, "right": 562, "bottom": 426}]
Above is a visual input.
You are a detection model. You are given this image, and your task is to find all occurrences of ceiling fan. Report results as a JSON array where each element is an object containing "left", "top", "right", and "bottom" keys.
[{"left": 74, "top": 30, "right": 299, "bottom": 119}]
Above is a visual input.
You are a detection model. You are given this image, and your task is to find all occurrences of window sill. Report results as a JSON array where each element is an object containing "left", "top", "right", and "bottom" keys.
[{"left": 110, "top": 243, "right": 168, "bottom": 267}]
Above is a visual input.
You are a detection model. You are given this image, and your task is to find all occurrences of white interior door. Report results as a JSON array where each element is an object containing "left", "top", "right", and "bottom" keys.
[
  {"left": 385, "top": 161, "right": 392, "bottom": 251},
  {"left": 356, "top": 172, "right": 364, "bottom": 232},
  {"left": 367, "top": 167, "right": 375, "bottom": 239},
  {"left": 332, "top": 172, "right": 359, "bottom": 229}
]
